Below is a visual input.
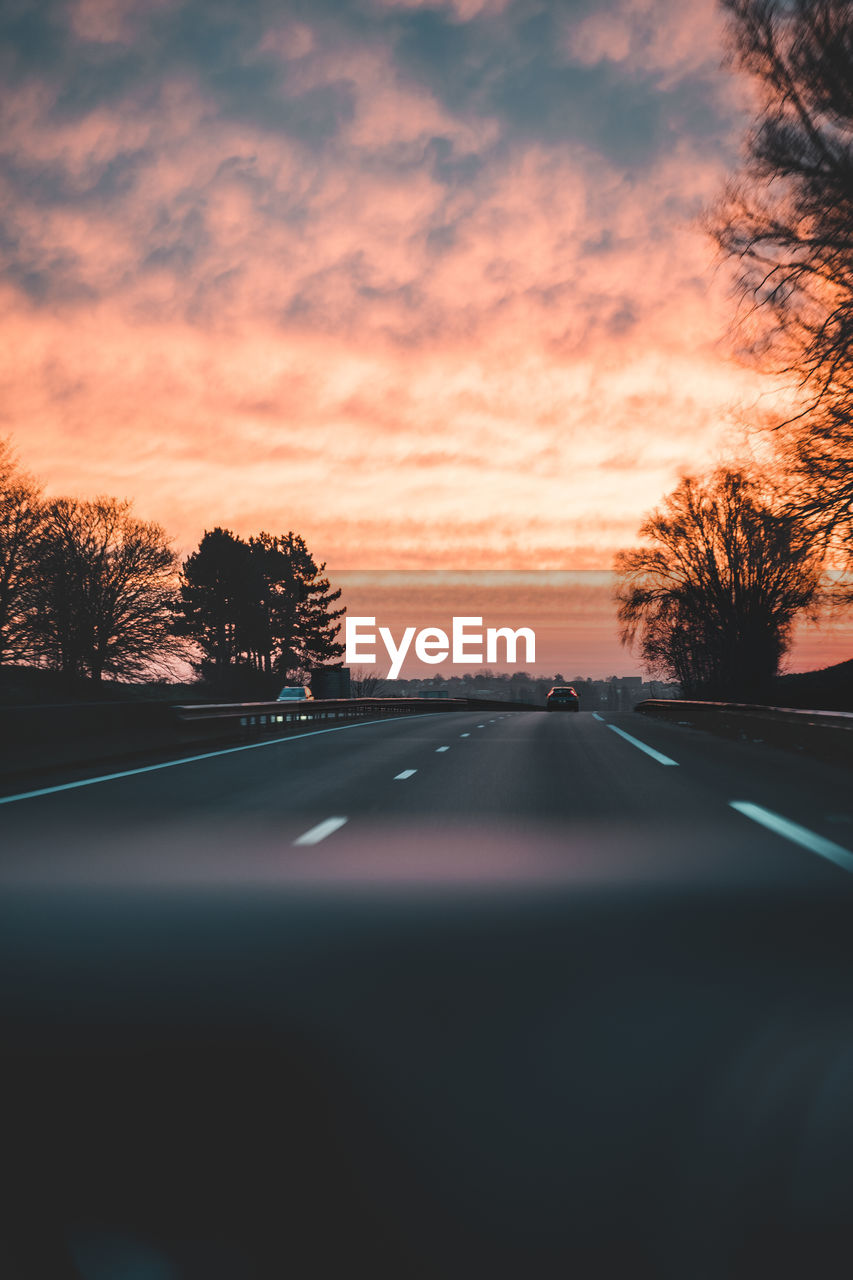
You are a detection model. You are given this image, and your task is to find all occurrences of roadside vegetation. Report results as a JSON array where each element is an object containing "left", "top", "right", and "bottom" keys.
[
  {"left": 617, "top": 0, "right": 853, "bottom": 701},
  {"left": 173, "top": 527, "right": 343, "bottom": 698},
  {"left": 615, "top": 469, "right": 823, "bottom": 700},
  {"left": 0, "top": 438, "right": 343, "bottom": 701}
]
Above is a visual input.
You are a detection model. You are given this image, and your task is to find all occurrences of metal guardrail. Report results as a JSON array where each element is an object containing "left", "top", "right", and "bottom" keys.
[
  {"left": 0, "top": 696, "right": 542, "bottom": 785},
  {"left": 171, "top": 695, "right": 540, "bottom": 730},
  {"left": 635, "top": 698, "right": 853, "bottom": 760},
  {"left": 171, "top": 696, "right": 466, "bottom": 728},
  {"left": 636, "top": 698, "right": 853, "bottom": 727}
]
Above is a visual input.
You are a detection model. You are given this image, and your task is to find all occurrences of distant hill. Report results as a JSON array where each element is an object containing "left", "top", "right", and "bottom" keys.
[{"left": 773, "top": 658, "right": 853, "bottom": 712}]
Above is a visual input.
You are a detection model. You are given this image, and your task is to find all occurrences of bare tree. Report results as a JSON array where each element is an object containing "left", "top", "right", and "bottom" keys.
[
  {"left": 0, "top": 438, "right": 43, "bottom": 664},
  {"left": 349, "top": 667, "right": 386, "bottom": 697},
  {"left": 615, "top": 469, "right": 822, "bottom": 699},
  {"left": 709, "top": 0, "right": 853, "bottom": 548},
  {"left": 29, "top": 496, "right": 182, "bottom": 682}
]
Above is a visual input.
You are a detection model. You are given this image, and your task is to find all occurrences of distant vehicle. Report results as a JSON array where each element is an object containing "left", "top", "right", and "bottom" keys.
[
  {"left": 276, "top": 686, "right": 314, "bottom": 702},
  {"left": 546, "top": 685, "right": 579, "bottom": 712}
]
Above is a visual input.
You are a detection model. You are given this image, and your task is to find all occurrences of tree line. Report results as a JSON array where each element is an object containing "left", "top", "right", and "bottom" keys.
[
  {"left": 0, "top": 439, "right": 342, "bottom": 693},
  {"left": 174, "top": 527, "right": 343, "bottom": 695},
  {"left": 616, "top": 0, "right": 853, "bottom": 701}
]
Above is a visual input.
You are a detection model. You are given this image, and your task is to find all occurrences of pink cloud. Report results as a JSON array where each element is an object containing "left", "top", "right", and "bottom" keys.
[
  {"left": 561, "top": 0, "right": 723, "bottom": 83},
  {"left": 0, "top": 0, "right": 817, "bottom": 610},
  {"left": 370, "top": 0, "right": 512, "bottom": 19}
]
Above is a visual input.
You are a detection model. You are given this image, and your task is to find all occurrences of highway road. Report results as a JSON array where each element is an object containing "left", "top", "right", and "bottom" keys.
[
  {"left": 3, "top": 709, "right": 853, "bottom": 1279},
  {"left": 3, "top": 706, "right": 853, "bottom": 880}
]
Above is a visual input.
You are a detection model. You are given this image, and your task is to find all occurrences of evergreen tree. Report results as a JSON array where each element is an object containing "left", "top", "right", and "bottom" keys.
[
  {"left": 248, "top": 532, "right": 344, "bottom": 681},
  {"left": 175, "top": 528, "right": 344, "bottom": 690},
  {"left": 174, "top": 528, "right": 254, "bottom": 682}
]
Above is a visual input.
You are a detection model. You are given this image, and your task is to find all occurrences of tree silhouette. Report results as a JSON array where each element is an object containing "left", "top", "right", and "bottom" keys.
[
  {"left": 615, "top": 470, "right": 822, "bottom": 699},
  {"left": 0, "top": 438, "right": 43, "bottom": 665},
  {"left": 174, "top": 528, "right": 254, "bottom": 682},
  {"left": 29, "top": 496, "right": 180, "bottom": 681},
  {"left": 238, "top": 532, "right": 343, "bottom": 680},
  {"left": 175, "top": 529, "right": 344, "bottom": 690},
  {"left": 350, "top": 667, "right": 386, "bottom": 697},
  {"left": 709, "top": 0, "right": 853, "bottom": 549}
]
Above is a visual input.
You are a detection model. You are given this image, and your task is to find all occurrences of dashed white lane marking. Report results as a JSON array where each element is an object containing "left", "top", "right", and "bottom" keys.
[
  {"left": 460, "top": 733, "right": 470, "bottom": 738},
  {"left": 436, "top": 746, "right": 450, "bottom": 752},
  {"left": 730, "top": 801, "right": 853, "bottom": 874},
  {"left": 592, "top": 712, "right": 605, "bottom": 722},
  {"left": 293, "top": 816, "right": 348, "bottom": 846},
  {"left": 395, "top": 769, "right": 417, "bottom": 780},
  {"left": 607, "top": 724, "right": 678, "bottom": 766},
  {"left": 477, "top": 724, "right": 485, "bottom": 729},
  {"left": 0, "top": 715, "right": 440, "bottom": 807}
]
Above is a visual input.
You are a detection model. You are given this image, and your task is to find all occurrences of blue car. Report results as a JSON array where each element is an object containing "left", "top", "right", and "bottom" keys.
[{"left": 276, "top": 685, "right": 314, "bottom": 702}]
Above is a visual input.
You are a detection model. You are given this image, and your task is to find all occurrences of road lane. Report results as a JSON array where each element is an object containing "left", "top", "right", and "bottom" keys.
[
  {"left": 293, "top": 816, "right": 349, "bottom": 847},
  {"left": 0, "top": 713, "right": 433, "bottom": 808},
  {"left": 730, "top": 800, "right": 853, "bottom": 873},
  {"left": 3, "top": 709, "right": 852, "bottom": 892},
  {"left": 605, "top": 708, "right": 853, "bottom": 852},
  {"left": 606, "top": 722, "right": 679, "bottom": 765},
  {"left": 4, "top": 708, "right": 853, "bottom": 1278}
]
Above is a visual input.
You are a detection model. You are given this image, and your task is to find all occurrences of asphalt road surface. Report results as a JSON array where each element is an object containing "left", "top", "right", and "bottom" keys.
[{"left": 3, "top": 710, "right": 853, "bottom": 1279}]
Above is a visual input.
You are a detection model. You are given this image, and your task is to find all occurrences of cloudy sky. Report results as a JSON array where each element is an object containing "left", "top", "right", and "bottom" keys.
[{"left": 2, "top": 0, "right": 772, "bottom": 576}]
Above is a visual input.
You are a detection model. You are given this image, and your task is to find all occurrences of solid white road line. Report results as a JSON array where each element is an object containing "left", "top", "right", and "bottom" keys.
[
  {"left": 436, "top": 746, "right": 450, "bottom": 752},
  {"left": 293, "top": 817, "right": 348, "bottom": 846},
  {"left": 730, "top": 801, "right": 853, "bottom": 874},
  {"left": 0, "top": 715, "right": 439, "bottom": 807},
  {"left": 592, "top": 712, "right": 605, "bottom": 722},
  {"left": 607, "top": 724, "right": 678, "bottom": 766},
  {"left": 395, "top": 769, "right": 417, "bottom": 780}
]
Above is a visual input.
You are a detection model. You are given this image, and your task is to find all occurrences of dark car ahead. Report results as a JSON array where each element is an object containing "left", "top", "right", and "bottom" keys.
[{"left": 546, "top": 685, "right": 579, "bottom": 712}]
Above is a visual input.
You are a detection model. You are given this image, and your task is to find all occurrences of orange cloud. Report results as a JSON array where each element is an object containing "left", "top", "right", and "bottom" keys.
[{"left": 1, "top": 0, "right": 838, "bottom": 677}]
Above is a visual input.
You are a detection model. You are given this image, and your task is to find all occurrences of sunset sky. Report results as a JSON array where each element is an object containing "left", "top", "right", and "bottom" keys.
[{"left": 1, "top": 0, "right": 847, "bottom": 670}]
